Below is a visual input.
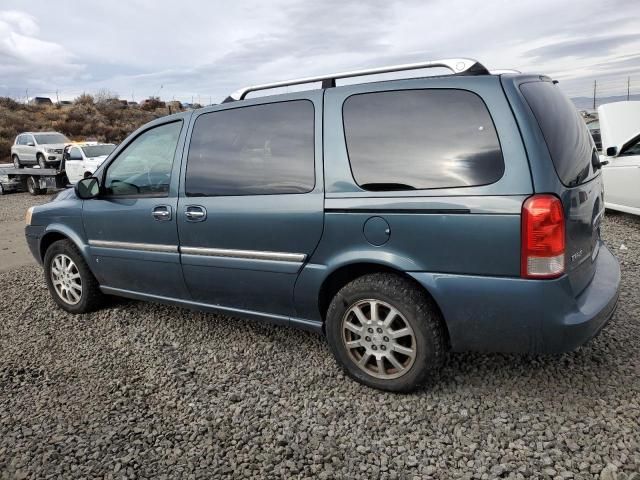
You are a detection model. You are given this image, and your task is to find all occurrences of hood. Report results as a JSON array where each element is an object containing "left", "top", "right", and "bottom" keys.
[
  {"left": 41, "top": 143, "right": 67, "bottom": 149},
  {"left": 598, "top": 101, "right": 640, "bottom": 153}
]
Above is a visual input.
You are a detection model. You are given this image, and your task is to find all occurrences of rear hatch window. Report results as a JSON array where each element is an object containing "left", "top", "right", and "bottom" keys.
[{"left": 520, "top": 81, "right": 596, "bottom": 186}]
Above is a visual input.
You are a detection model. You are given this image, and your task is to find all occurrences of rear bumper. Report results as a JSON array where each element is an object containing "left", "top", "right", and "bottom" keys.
[{"left": 409, "top": 243, "right": 620, "bottom": 354}]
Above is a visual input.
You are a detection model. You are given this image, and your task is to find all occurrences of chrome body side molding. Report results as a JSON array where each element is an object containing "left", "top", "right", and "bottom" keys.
[
  {"left": 88, "top": 240, "right": 178, "bottom": 253},
  {"left": 88, "top": 240, "right": 306, "bottom": 263},
  {"left": 180, "top": 246, "right": 306, "bottom": 263}
]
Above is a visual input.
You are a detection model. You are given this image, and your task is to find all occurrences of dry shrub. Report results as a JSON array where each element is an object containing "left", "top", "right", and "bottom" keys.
[{"left": 0, "top": 95, "right": 167, "bottom": 161}]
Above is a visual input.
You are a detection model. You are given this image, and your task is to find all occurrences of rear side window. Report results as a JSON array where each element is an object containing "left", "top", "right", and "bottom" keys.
[
  {"left": 342, "top": 89, "right": 504, "bottom": 191},
  {"left": 186, "top": 100, "right": 315, "bottom": 196},
  {"left": 520, "top": 81, "right": 595, "bottom": 187}
]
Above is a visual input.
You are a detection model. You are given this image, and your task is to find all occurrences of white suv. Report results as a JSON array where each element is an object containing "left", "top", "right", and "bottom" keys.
[{"left": 11, "top": 132, "right": 71, "bottom": 169}]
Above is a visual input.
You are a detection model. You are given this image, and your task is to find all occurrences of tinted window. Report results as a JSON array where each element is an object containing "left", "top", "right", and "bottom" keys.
[
  {"left": 186, "top": 100, "right": 315, "bottom": 196},
  {"left": 520, "top": 81, "right": 595, "bottom": 186},
  {"left": 68, "top": 147, "right": 83, "bottom": 160},
  {"left": 342, "top": 89, "right": 504, "bottom": 191},
  {"left": 104, "top": 121, "right": 182, "bottom": 197}
]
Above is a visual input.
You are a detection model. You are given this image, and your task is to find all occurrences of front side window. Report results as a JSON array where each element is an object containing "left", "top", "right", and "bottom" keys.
[
  {"left": 620, "top": 136, "right": 640, "bottom": 157},
  {"left": 104, "top": 121, "right": 182, "bottom": 197},
  {"left": 68, "top": 147, "right": 83, "bottom": 160},
  {"left": 16, "top": 135, "right": 24, "bottom": 145},
  {"left": 185, "top": 100, "right": 315, "bottom": 196},
  {"left": 343, "top": 89, "right": 504, "bottom": 191}
]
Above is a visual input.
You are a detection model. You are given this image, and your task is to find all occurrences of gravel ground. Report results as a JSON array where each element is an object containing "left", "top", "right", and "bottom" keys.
[
  {"left": 0, "top": 191, "right": 55, "bottom": 222},
  {"left": 1, "top": 193, "right": 639, "bottom": 480}
]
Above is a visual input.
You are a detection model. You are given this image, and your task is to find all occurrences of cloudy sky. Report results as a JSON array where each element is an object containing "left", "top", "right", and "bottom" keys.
[{"left": 0, "top": 0, "right": 639, "bottom": 104}]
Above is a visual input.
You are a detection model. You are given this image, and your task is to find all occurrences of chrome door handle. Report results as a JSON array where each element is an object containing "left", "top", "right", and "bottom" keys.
[
  {"left": 152, "top": 205, "right": 172, "bottom": 221},
  {"left": 184, "top": 205, "right": 207, "bottom": 222}
]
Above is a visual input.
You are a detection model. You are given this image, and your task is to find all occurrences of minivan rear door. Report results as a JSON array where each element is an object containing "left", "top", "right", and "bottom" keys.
[
  {"left": 519, "top": 80, "right": 604, "bottom": 295},
  {"left": 177, "top": 91, "right": 324, "bottom": 320}
]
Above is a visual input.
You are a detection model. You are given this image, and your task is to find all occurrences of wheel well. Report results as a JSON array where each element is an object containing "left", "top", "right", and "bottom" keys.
[
  {"left": 317, "top": 263, "right": 450, "bottom": 343},
  {"left": 39, "top": 232, "right": 68, "bottom": 261}
]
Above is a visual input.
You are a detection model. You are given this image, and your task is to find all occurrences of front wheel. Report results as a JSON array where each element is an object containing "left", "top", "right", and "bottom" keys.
[
  {"left": 326, "top": 273, "right": 447, "bottom": 392},
  {"left": 44, "top": 239, "right": 103, "bottom": 313},
  {"left": 37, "top": 154, "right": 47, "bottom": 169}
]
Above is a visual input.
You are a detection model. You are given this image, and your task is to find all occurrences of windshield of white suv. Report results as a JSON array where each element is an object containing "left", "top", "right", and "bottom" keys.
[
  {"left": 34, "top": 133, "right": 70, "bottom": 144},
  {"left": 82, "top": 145, "right": 116, "bottom": 157}
]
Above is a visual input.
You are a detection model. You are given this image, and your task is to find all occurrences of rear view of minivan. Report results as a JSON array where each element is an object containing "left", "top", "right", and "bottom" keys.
[{"left": 25, "top": 58, "right": 620, "bottom": 392}]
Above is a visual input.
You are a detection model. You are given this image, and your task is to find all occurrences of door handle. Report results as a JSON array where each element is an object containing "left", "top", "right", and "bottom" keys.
[
  {"left": 184, "top": 205, "right": 207, "bottom": 222},
  {"left": 152, "top": 205, "right": 172, "bottom": 221}
]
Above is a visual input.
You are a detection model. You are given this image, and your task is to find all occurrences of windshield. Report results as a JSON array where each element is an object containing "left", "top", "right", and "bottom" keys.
[
  {"left": 34, "top": 133, "right": 70, "bottom": 144},
  {"left": 82, "top": 144, "right": 116, "bottom": 157}
]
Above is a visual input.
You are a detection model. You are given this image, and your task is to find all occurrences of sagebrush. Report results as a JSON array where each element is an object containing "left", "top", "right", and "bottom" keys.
[{"left": 0, "top": 96, "right": 179, "bottom": 162}]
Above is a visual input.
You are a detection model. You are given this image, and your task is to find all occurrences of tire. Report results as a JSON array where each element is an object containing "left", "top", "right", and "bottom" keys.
[
  {"left": 12, "top": 155, "right": 22, "bottom": 169},
  {"left": 37, "top": 153, "right": 47, "bottom": 169},
  {"left": 44, "top": 239, "right": 103, "bottom": 313},
  {"left": 325, "top": 273, "right": 447, "bottom": 392},
  {"left": 0, "top": 183, "right": 4, "bottom": 195},
  {"left": 26, "top": 176, "right": 43, "bottom": 196}
]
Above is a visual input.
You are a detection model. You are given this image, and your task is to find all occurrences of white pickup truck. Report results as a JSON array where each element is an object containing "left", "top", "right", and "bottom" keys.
[
  {"left": 599, "top": 101, "right": 640, "bottom": 216},
  {"left": 63, "top": 142, "right": 116, "bottom": 184}
]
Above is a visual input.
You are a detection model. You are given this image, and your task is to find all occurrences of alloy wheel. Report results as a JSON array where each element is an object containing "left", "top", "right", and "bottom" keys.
[
  {"left": 341, "top": 299, "right": 417, "bottom": 379},
  {"left": 50, "top": 254, "right": 82, "bottom": 305}
]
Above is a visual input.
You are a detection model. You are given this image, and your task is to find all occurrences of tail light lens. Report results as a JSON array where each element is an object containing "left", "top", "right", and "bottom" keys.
[{"left": 521, "top": 194, "right": 565, "bottom": 279}]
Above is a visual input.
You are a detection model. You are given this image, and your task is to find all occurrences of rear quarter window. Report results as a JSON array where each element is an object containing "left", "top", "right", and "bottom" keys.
[
  {"left": 520, "top": 81, "right": 595, "bottom": 187},
  {"left": 342, "top": 89, "right": 504, "bottom": 191}
]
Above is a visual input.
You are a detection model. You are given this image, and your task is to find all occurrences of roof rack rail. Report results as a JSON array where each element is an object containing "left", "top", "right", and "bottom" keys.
[
  {"left": 224, "top": 58, "right": 490, "bottom": 102},
  {"left": 489, "top": 69, "right": 521, "bottom": 74}
]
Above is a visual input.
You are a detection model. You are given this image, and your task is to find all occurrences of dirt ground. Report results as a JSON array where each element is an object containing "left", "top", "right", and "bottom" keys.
[{"left": 0, "top": 191, "right": 55, "bottom": 271}]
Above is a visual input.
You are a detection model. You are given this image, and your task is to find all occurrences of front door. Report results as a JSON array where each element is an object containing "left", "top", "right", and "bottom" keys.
[
  {"left": 83, "top": 119, "right": 189, "bottom": 299},
  {"left": 177, "top": 93, "right": 324, "bottom": 319},
  {"left": 65, "top": 146, "right": 84, "bottom": 184},
  {"left": 603, "top": 137, "right": 640, "bottom": 210}
]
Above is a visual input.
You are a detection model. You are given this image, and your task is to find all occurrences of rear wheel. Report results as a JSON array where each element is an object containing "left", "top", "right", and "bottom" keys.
[
  {"left": 37, "top": 153, "right": 47, "bottom": 169},
  {"left": 0, "top": 183, "right": 4, "bottom": 195},
  {"left": 12, "top": 155, "right": 22, "bottom": 169},
  {"left": 44, "top": 239, "right": 103, "bottom": 313},
  {"left": 326, "top": 273, "right": 447, "bottom": 392},
  {"left": 26, "top": 176, "right": 44, "bottom": 195}
]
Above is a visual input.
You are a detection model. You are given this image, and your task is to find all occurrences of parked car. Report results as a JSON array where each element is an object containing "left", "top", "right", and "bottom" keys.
[
  {"left": 599, "top": 101, "right": 640, "bottom": 216},
  {"left": 25, "top": 58, "right": 620, "bottom": 392},
  {"left": 587, "top": 119, "right": 602, "bottom": 151},
  {"left": 63, "top": 143, "right": 116, "bottom": 184},
  {"left": 11, "top": 132, "right": 71, "bottom": 169}
]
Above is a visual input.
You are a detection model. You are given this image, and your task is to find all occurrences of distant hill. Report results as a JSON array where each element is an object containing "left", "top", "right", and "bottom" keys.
[{"left": 571, "top": 94, "right": 640, "bottom": 111}]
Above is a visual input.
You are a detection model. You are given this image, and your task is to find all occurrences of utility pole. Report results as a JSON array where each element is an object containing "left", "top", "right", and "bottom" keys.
[
  {"left": 25, "top": 88, "right": 28, "bottom": 104},
  {"left": 592, "top": 80, "right": 597, "bottom": 110},
  {"left": 627, "top": 77, "right": 631, "bottom": 101},
  {"left": 56, "top": 89, "right": 59, "bottom": 104}
]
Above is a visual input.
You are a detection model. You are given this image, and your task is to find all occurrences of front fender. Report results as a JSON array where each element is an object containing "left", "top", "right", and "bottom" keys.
[{"left": 41, "top": 222, "right": 91, "bottom": 264}]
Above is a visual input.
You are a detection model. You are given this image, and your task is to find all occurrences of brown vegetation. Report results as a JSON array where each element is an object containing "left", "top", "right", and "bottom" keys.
[{"left": 0, "top": 95, "right": 180, "bottom": 162}]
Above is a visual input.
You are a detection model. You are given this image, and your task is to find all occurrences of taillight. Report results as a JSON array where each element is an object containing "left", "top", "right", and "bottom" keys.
[{"left": 521, "top": 194, "right": 565, "bottom": 279}]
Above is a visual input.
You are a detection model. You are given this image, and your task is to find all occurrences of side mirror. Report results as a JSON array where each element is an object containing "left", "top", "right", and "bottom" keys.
[
  {"left": 606, "top": 146, "right": 618, "bottom": 157},
  {"left": 75, "top": 177, "right": 100, "bottom": 199},
  {"left": 26, "top": 142, "right": 35, "bottom": 147}
]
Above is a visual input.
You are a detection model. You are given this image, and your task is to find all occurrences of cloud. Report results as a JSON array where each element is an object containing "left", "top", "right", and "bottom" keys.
[
  {"left": 0, "top": 10, "right": 83, "bottom": 96},
  {"left": 0, "top": 0, "right": 638, "bottom": 102},
  {"left": 525, "top": 34, "right": 640, "bottom": 61}
]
